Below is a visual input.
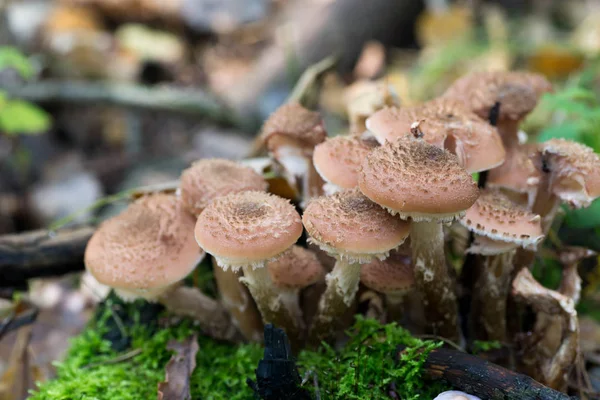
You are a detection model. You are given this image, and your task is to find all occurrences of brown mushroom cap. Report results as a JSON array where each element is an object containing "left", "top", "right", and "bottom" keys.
[
  {"left": 460, "top": 189, "right": 544, "bottom": 250},
  {"left": 302, "top": 188, "right": 410, "bottom": 263},
  {"left": 487, "top": 144, "right": 540, "bottom": 195},
  {"left": 267, "top": 245, "right": 324, "bottom": 290},
  {"left": 539, "top": 139, "right": 600, "bottom": 208},
  {"left": 365, "top": 99, "right": 505, "bottom": 173},
  {"left": 180, "top": 158, "right": 268, "bottom": 216},
  {"left": 360, "top": 251, "right": 415, "bottom": 294},
  {"left": 260, "top": 102, "right": 326, "bottom": 152},
  {"left": 85, "top": 193, "right": 203, "bottom": 300},
  {"left": 313, "top": 135, "right": 378, "bottom": 190},
  {"left": 358, "top": 137, "right": 479, "bottom": 222},
  {"left": 194, "top": 191, "right": 303, "bottom": 270},
  {"left": 443, "top": 71, "right": 552, "bottom": 122}
]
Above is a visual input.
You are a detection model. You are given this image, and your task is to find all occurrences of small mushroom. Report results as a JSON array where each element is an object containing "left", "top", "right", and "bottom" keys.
[
  {"left": 359, "top": 136, "right": 479, "bottom": 339},
  {"left": 433, "top": 391, "right": 481, "bottom": 400},
  {"left": 260, "top": 102, "right": 327, "bottom": 206},
  {"left": 302, "top": 188, "right": 410, "bottom": 344},
  {"left": 267, "top": 245, "right": 325, "bottom": 333},
  {"left": 194, "top": 191, "right": 304, "bottom": 346},
  {"left": 366, "top": 99, "right": 506, "bottom": 173},
  {"left": 359, "top": 251, "right": 415, "bottom": 323},
  {"left": 312, "top": 135, "right": 378, "bottom": 195},
  {"left": 179, "top": 158, "right": 267, "bottom": 217},
  {"left": 84, "top": 193, "right": 237, "bottom": 341},
  {"left": 460, "top": 189, "right": 544, "bottom": 342},
  {"left": 344, "top": 80, "right": 399, "bottom": 132}
]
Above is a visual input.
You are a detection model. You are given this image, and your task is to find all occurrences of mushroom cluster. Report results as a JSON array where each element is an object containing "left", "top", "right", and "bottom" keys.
[{"left": 83, "top": 71, "right": 600, "bottom": 390}]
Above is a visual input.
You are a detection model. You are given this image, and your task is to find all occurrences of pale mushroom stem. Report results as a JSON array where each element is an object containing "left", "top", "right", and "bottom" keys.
[
  {"left": 472, "top": 251, "right": 515, "bottom": 342},
  {"left": 385, "top": 292, "right": 405, "bottom": 324},
  {"left": 410, "top": 221, "right": 459, "bottom": 340},
  {"left": 278, "top": 152, "right": 323, "bottom": 207},
  {"left": 240, "top": 265, "right": 304, "bottom": 346},
  {"left": 496, "top": 119, "right": 521, "bottom": 149},
  {"left": 308, "top": 259, "right": 361, "bottom": 345},
  {"left": 531, "top": 171, "right": 561, "bottom": 234},
  {"left": 212, "top": 259, "right": 264, "bottom": 343},
  {"left": 158, "top": 285, "right": 240, "bottom": 342},
  {"left": 278, "top": 289, "right": 305, "bottom": 331}
]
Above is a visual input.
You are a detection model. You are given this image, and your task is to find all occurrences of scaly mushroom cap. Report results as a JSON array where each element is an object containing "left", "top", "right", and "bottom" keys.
[
  {"left": 443, "top": 71, "right": 552, "bottom": 122},
  {"left": 359, "top": 137, "right": 479, "bottom": 222},
  {"left": 260, "top": 102, "right": 326, "bottom": 153},
  {"left": 366, "top": 99, "right": 505, "bottom": 173},
  {"left": 360, "top": 251, "right": 415, "bottom": 295},
  {"left": 180, "top": 158, "right": 268, "bottom": 216},
  {"left": 433, "top": 391, "right": 481, "bottom": 400},
  {"left": 539, "top": 139, "right": 600, "bottom": 208},
  {"left": 313, "top": 135, "right": 378, "bottom": 190},
  {"left": 487, "top": 144, "right": 540, "bottom": 195},
  {"left": 267, "top": 245, "right": 324, "bottom": 290},
  {"left": 85, "top": 193, "right": 203, "bottom": 300},
  {"left": 461, "top": 189, "right": 544, "bottom": 251},
  {"left": 302, "top": 188, "right": 410, "bottom": 263},
  {"left": 195, "top": 191, "right": 302, "bottom": 271},
  {"left": 467, "top": 234, "right": 520, "bottom": 255}
]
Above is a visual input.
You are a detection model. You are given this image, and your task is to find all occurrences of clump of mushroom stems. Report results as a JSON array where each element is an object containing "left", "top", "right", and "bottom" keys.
[{"left": 410, "top": 220, "right": 460, "bottom": 340}]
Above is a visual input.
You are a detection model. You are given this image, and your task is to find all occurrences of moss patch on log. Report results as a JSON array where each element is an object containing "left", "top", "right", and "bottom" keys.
[{"left": 30, "top": 297, "right": 447, "bottom": 400}]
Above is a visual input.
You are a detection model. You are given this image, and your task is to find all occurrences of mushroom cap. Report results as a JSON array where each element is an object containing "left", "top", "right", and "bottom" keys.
[
  {"left": 180, "top": 158, "right": 268, "bottom": 216},
  {"left": 467, "top": 234, "right": 519, "bottom": 255},
  {"left": 487, "top": 144, "right": 540, "bottom": 195},
  {"left": 260, "top": 102, "right": 326, "bottom": 152},
  {"left": 443, "top": 71, "right": 552, "bottom": 122},
  {"left": 302, "top": 188, "right": 410, "bottom": 263},
  {"left": 360, "top": 251, "right": 415, "bottom": 294},
  {"left": 433, "top": 391, "right": 481, "bottom": 400},
  {"left": 460, "top": 189, "right": 544, "bottom": 250},
  {"left": 267, "top": 245, "right": 324, "bottom": 290},
  {"left": 365, "top": 99, "right": 505, "bottom": 173},
  {"left": 84, "top": 193, "right": 203, "bottom": 299},
  {"left": 313, "top": 135, "right": 378, "bottom": 190},
  {"left": 194, "top": 191, "right": 303, "bottom": 271},
  {"left": 539, "top": 139, "right": 600, "bottom": 208},
  {"left": 358, "top": 137, "right": 479, "bottom": 222}
]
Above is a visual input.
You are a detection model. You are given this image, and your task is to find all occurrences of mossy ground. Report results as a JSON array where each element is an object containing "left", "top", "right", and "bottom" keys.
[{"left": 30, "top": 294, "right": 448, "bottom": 400}]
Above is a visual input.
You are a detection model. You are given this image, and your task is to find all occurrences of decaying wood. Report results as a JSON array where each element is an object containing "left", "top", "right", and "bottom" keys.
[
  {"left": 0, "top": 226, "right": 95, "bottom": 288},
  {"left": 406, "top": 346, "right": 577, "bottom": 400}
]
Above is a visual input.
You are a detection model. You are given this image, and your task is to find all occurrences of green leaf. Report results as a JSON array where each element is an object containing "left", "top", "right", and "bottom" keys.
[
  {"left": 564, "top": 198, "right": 600, "bottom": 229},
  {"left": 0, "top": 46, "right": 34, "bottom": 78},
  {"left": 0, "top": 99, "right": 50, "bottom": 135}
]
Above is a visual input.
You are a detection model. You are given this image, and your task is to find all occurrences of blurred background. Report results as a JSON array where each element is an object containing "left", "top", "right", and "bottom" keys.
[{"left": 2, "top": 0, "right": 600, "bottom": 396}]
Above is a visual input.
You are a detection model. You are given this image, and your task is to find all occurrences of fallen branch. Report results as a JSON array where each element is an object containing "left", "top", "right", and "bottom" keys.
[
  {"left": 1, "top": 81, "right": 258, "bottom": 132},
  {"left": 0, "top": 226, "right": 94, "bottom": 288},
  {"left": 404, "top": 346, "right": 577, "bottom": 400}
]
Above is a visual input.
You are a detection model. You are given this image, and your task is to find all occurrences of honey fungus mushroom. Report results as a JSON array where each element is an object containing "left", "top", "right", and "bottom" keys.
[
  {"left": 260, "top": 102, "right": 327, "bottom": 205},
  {"left": 460, "top": 189, "right": 543, "bottom": 342},
  {"left": 267, "top": 245, "right": 325, "bottom": 333},
  {"left": 179, "top": 158, "right": 268, "bottom": 216},
  {"left": 312, "top": 135, "right": 379, "bottom": 195},
  {"left": 194, "top": 191, "right": 304, "bottom": 346},
  {"left": 359, "top": 251, "right": 415, "bottom": 323},
  {"left": 84, "top": 193, "right": 237, "bottom": 341},
  {"left": 302, "top": 188, "right": 410, "bottom": 344},
  {"left": 366, "top": 99, "right": 506, "bottom": 174},
  {"left": 359, "top": 137, "right": 479, "bottom": 339}
]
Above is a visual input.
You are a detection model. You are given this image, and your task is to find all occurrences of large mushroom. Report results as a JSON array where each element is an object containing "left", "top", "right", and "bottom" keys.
[
  {"left": 194, "top": 191, "right": 304, "bottom": 346},
  {"left": 312, "top": 135, "right": 379, "bottom": 195},
  {"left": 366, "top": 99, "right": 506, "bottom": 174},
  {"left": 302, "top": 188, "right": 410, "bottom": 344},
  {"left": 460, "top": 189, "right": 544, "bottom": 342},
  {"left": 359, "top": 136, "right": 479, "bottom": 339},
  {"left": 84, "top": 193, "right": 238, "bottom": 341},
  {"left": 260, "top": 102, "right": 327, "bottom": 205}
]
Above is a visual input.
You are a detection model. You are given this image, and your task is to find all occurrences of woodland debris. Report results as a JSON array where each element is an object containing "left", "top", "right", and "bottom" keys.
[{"left": 157, "top": 335, "right": 199, "bottom": 400}]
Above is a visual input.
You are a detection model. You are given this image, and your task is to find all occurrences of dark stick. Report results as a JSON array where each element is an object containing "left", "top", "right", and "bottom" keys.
[
  {"left": 403, "top": 346, "right": 577, "bottom": 400},
  {"left": 0, "top": 226, "right": 94, "bottom": 288}
]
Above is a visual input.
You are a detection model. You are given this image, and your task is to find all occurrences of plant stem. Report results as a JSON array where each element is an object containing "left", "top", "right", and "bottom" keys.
[{"left": 410, "top": 221, "right": 459, "bottom": 340}]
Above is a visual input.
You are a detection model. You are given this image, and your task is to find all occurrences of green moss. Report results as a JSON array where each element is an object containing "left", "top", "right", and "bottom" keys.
[{"left": 32, "top": 305, "right": 446, "bottom": 400}]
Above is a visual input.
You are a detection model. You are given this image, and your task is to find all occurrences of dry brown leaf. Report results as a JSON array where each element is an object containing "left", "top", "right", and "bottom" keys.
[{"left": 157, "top": 335, "right": 199, "bottom": 400}]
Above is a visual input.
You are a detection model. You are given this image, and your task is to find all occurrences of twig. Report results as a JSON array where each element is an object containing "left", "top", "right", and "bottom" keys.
[
  {"left": 415, "top": 334, "right": 465, "bottom": 353},
  {"left": 287, "top": 55, "right": 338, "bottom": 105},
  {"left": 0, "top": 81, "right": 258, "bottom": 132},
  {"left": 82, "top": 348, "right": 142, "bottom": 369}
]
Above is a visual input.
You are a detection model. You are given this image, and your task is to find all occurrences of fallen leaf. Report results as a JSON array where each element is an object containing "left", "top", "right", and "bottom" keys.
[{"left": 157, "top": 335, "right": 199, "bottom": 400}]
